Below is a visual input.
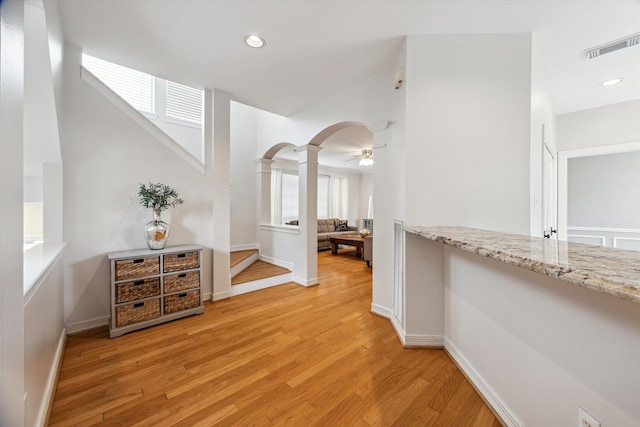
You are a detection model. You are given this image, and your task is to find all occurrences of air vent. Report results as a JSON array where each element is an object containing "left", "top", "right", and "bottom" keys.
[{"left": 585, "top": 33, "right": 640, "bottom": 59}]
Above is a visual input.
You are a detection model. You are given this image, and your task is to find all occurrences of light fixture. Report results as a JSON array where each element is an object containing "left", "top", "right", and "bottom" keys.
[
  {"left": 601, "top": 78, "right": 623, "bottom": 87},
  {"left": 359, "top": 149, "right": 374, "bottom": 166},
  {"left": 244, "top": 35, "right": 266, "bottom": 48}
]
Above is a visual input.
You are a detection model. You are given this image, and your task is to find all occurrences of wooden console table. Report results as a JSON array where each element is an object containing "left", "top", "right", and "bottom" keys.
[{"left": 108, "top": 244, "right": 204, "bottom": 338}]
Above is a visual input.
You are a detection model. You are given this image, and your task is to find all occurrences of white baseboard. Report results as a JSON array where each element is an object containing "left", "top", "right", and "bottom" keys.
[
  {"left": 231, "top": 273, "right": 292, "bottom": 296},
  {"left": 37, "top": 329, "right": 66, "bottom": 427},
  {"left": 292, "top": 275, "right": 319, "bottom": 287},
  {"left": 230, "top": 243, "right": 260, "bottom": 252},
  {"left": 203, "top": 292, "right": 213, "bottom": 301},
  {"left": 370, "top": 303, "right": 391, "bottom": 319},
  {"left": 404, "top": 334, "right": 443, "bottom": 348},
  {"left": 444, "top": 338, "right": 521, "bottom": 427},
  {"left": 258, "top": 254, "right": 294, "bottom": 271},
  {"left": 389, "top": 314, "right": 443, "bottom": 348},
  {"left": 66, "top": 316, "right": 109, "bottom": 334},
  {"left": 213, "top": 290, "right": 232, "bottom": 301}
]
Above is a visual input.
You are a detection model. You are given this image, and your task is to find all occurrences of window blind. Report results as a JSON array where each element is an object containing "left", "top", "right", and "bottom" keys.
[
  {"left": 82, "top": 54, "right": 155, "bottom": 114},
  {"left": 166, "top": 80, "right": 203, "bottom": 124}
]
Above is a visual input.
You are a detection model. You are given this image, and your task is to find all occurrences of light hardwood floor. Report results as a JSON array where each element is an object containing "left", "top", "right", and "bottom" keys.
[{"left": 48, "top": 249, "right": 502, "bottom": 426}]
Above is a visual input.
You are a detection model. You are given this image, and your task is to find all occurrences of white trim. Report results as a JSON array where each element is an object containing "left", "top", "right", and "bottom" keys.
[
  {"left": 24, "top": 243, "right": 66, "bottom": 298},
  {"left": 370, "top": 303, "right": 391, "bottom": 319},
  {"left": 35, "top": 329, "right": 66, "bottom": 427},
  {"left": 292, "top": 275, "right": 319, "bottom": 287},
  {"left": 65, "top": 316, "right": 109, "bottom": 334},
  {"left": 203, "top": 292, "right": 213, "bottom": 301},
  {"left": 390, "top": 313, "right": 443, "bottom": 348},
  {"left": 444, "top": 337, "right": 522, "bottom": 427},
  {"left": 231, "top": 273, "right": 292, "bottom": 296},
  {"left": 390, "top": 314, "right": 406, "bottom": 346},
  {"left": 81, "top": 66, "right": 206, "bottom": 174},
  {"left": 259, "top": 223, "right": 300, "bottom": 234},
  {"left": 566, "top": 234, "right": 605, "bottom": 246},
  {"left": 613, "top": 237, "right": 640, "bottom": 250},
  {"left": 258, "top": 254, "right": 294, "bottom": 271},
  {"left": 230, "top": 243, "right": 260, "bottom": 252},
  {"left": 557, "top": 140, "right": 640, "bottom": 240},
  {"left": 213, "top": 290, "right": 232, "bottom": 301},
  {"left": 568, "top": 226, "right": 640, "bottom": 234},
  {"left": 404, "top": 334, "right": 444, "bottom": 348}
]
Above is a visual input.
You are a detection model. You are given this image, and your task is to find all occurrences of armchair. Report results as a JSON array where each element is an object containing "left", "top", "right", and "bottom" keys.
[{"left": 363, "top": 235, "right": 373, "bottom": 267}]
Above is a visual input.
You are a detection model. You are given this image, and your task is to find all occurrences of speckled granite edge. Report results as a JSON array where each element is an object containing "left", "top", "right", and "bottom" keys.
[{"left": 404, "top": 226, "right": 640, "bottom": 304}]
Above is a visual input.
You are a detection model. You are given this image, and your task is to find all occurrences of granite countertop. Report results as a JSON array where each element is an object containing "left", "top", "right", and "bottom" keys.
[{"left": 403, "top": 226, "right": 640, "bottom": 304}]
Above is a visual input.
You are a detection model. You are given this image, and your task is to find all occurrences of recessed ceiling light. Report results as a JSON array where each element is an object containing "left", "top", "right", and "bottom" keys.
[
  {"left": 601, "top": 78, "right": 623, "bottom": 87},
  {"left": 244, "top": 35, "right": 265, "bottom": 49}
]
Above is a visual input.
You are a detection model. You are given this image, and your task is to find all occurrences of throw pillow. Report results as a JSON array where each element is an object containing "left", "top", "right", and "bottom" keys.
[{"left": 335, "top": 219, "right": 349, "bottom": 231}]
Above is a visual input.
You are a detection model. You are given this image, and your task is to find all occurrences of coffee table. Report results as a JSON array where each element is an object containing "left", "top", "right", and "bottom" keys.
[{"left": 329, "top": 234, "right": 364, "bottom": 258}]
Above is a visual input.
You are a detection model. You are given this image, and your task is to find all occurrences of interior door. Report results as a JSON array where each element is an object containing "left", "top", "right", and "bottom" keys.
[{"left": 543, "top": 142, "right": 557, "bottom": 239}]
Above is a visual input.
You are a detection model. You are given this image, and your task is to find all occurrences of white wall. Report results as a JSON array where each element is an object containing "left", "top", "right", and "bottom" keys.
[
  {"left": 230, "top": 101, "right": 258, "bottom": 247},
  {"left": 568, "top": 151, "right": 640, "bottom": 228},
  {"left": 404, "top": 34, "right": 532, "bottom": 235},
  {"left": 0, "top": 1, "right": 26, "bottom": 425},
  {"left": 557, "top": 99, "right": 640, "bottom": 151},
  {"left": 445, "top": 245, "right": 640, "bottom": 426},
  {"left": 62, "top": 44, "right": 215, "bottom": 325},
  {"left": 24, "top": 253, "right": 65, "bottom": 427}
]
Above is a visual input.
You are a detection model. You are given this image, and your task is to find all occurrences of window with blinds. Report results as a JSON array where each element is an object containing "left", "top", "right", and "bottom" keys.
[
  {"left": 82, "top": 54, "right": 155, "bottom": 114},
  {"left": 166, "top": 81, "right": 203, "bottom": 125}
]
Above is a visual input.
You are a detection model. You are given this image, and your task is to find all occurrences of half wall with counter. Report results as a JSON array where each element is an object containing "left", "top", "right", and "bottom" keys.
[{"left": 400, "top": 226, "right": 640, "bottom": 427}]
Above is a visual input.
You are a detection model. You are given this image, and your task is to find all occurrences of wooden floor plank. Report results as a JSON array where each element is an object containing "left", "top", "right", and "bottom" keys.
[{"left": 48, "top": 249, "right": 502, "bottom": 426}]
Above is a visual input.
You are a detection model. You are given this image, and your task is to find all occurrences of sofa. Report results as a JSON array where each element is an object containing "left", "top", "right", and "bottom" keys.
[{"left": 287, "top": 218, "right": 358, "bottom": 249}]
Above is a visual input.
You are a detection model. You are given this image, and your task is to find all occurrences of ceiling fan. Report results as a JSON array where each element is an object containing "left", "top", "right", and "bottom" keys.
[{"left": 343, "top": 144, "right": 387, "bottom": 166}]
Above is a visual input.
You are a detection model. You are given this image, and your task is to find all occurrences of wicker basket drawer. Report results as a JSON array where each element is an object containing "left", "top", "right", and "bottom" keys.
[
  {"left": 115, "top": 256, "right": 160, "bottom": 280},
  {"left": 164, "top": 271, "right": 200, "bottom": 293},
  {"left": 163, "top": 251, "right": 199, "bottom": 273},
  {"left": 115, "top": 278, "right": 160, "bottom": 304},
  {"left": 115, "top": 298, "right": 160, "bottom": 327},
  {"left": 164, "top": 290, "right": 200, "bottom": 314}
]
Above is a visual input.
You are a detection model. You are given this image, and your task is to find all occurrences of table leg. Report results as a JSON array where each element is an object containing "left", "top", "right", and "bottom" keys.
[{"left": 331, "top": 242, "right": 338, "bottom": 254}]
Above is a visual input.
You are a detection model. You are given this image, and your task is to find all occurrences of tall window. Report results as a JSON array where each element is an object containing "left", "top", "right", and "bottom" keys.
[
  {"left": 271, "top": 170, "right": 349, "bottom": 224},
  {"left": 317, "top": 175, "right": 330, "bottom": 219},
  {"left": 331, "top": 176, "right": 349, "bottom": 219},
  {"left": 281, "top": 172, "right": 299, "bottom": 224}
]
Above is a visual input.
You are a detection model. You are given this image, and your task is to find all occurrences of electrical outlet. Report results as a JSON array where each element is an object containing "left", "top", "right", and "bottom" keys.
[{"left": 578, "top": 407, "right": 601, "bottom": 427}]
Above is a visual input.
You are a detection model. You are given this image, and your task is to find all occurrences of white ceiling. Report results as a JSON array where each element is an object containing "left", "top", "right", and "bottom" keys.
[{"left": 57, "top": 0, "right": 640, "bottom": 169}]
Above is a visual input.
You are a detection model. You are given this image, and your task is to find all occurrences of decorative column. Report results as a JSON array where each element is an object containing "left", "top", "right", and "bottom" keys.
[
  {"left": 256, "top": 158, "right": 274, "bottom": 225},
  {"left": 208, "top": 88, "right": 232, "bottom": 300},
  {"left": 294, "top": 144, "right": 321, "bottom": 286}
]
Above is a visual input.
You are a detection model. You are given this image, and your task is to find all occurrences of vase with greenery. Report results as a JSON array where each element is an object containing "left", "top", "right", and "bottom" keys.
[{"left": 138, "top": 182, "right": 184, "bottom": 250}]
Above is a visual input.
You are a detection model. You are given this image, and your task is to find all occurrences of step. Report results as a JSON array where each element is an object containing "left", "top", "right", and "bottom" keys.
[
  {"left": 231, "top": 260, "right": 292, "bottom": 297},
  {"left": 230, "top": 249, "right": 259, "bottom": 278}
]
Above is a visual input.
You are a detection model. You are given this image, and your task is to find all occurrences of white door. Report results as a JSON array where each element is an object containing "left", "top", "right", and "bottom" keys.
[{"left": 543, "top": 142, "right": 557, "bottom": 239}]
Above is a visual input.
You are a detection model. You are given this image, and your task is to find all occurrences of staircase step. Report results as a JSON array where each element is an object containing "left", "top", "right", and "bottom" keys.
[
  {"left": 230, "top": 249, "right": 258, "bottom": 268},
  {"left": 232, "top": 260, "right": 290, "bottom": 285},
  {"left": 230, "top": 249, "right": 259, "bottom": 278}
]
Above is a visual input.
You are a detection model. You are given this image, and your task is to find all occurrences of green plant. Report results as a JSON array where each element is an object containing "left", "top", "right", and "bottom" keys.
[{"left": 138, "top": 182, "right": 184, "bottom": 212}]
